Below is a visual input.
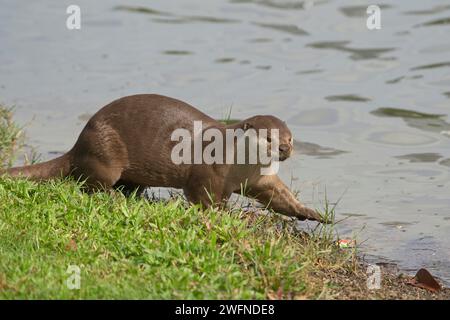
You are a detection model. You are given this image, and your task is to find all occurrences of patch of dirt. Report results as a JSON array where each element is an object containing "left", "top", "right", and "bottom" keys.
[{"left": 325, "top": 263, "right": 450, "bottom": 300}]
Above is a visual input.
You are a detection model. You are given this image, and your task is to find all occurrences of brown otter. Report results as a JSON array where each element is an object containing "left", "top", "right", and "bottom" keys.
[{"left": 1, "top": 94, "right": 324, "bottom": 222}]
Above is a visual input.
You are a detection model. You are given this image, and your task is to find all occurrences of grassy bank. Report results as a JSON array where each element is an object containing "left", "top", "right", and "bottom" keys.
[
  {"left": 0, "top": 105, "right": 449, "bottom": 299},
  {"left": 0, "top": 177, "right": 350, "bottom": 299}
]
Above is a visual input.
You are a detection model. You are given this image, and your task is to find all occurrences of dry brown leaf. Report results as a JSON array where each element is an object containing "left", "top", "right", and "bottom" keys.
[{"left": 407, "top": 268, "right": 441, "bottom": 293}]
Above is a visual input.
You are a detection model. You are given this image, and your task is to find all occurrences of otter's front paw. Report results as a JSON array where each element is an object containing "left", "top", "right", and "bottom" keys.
[{"left": 297, "top": 206, "right": 330, "bottom": 224}]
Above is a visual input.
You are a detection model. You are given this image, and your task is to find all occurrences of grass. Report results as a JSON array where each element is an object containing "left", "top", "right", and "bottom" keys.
[
  {"left": 0, "top": 105, "right": 25, "bottom": 168},
  {"left": 0, "top": 177, "right": 355, "bottom": 299},
  {"left": 0, "top": 104, "right": 38, "bottom": 168}
]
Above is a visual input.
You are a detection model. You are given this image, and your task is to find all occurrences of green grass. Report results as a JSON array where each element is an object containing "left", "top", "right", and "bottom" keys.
[
  {"left": 0, "top": 105, "right": 358, "bottom": 299},
  {"left": 0, "top": 105, "right": 25, "bottom": 168},
  {"left": 0, "top": 104, "right": 38, "bottom": 168},
  {"left": 0, "top": 177, "right": 355, "bottom": 299}
]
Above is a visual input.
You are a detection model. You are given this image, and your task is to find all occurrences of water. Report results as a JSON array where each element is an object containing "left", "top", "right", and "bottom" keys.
[{"left": 0, "top": 0, "right": 449, "bottom": 283}]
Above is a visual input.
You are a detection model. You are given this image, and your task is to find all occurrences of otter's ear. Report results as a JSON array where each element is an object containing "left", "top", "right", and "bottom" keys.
[{"left": 243, "top": 122, "right": 253, "bottom": 131}]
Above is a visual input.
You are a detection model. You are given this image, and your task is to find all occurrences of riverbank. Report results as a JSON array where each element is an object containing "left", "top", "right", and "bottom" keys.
[{"left": 0, "top": 105, "right": 449, "bottom": 299}]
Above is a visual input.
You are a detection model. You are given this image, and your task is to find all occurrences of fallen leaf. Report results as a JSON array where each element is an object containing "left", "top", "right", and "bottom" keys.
[
  {"left": 65, "top": 239, "right": 78, "bottom": 252},
  {"left": 407, "top": 268, "right": 441, "bottom": 292}
]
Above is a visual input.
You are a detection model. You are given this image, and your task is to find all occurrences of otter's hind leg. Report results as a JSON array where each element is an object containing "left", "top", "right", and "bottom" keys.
[
  {"left": 246, "top": 175, "right": 324, "bottom": 222},
  {"left": 72, "top": 158, "right": 122, "bottom": 192},
  {"left": 70, "top": 122, "right": 128, "bottom": 193}
]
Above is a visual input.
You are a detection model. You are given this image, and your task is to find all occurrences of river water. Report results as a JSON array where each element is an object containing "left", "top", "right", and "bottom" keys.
[{"left": 1, "top": 0, "right": 449, "bottom": 284}]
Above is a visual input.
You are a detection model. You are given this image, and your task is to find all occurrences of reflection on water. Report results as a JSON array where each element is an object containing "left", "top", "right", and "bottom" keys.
[
  {"left": 215, "top": 58, "right": 235, "bottom": 63},
  {"left": 439, "top": 158, "right": 450, "bottom": 167},
  {"left": 371, "top": 108, "right": 444, "bottom": 119},
  {"left": 339, "top": 4, "right": 392, "bottom": 18},
  {"left": 296, "top": 69, "right": 323, "bottom": 75},
  {"left": 307, "top": 41, "right": 395, "bottom": 60},
  {"left": 114, "top": 5, "right": 171, "bottom": 16},
  {"left": 371, "top": 108, "right": 450, "bottom": 135},
  {"left": 1, "top": 0, "right": 450, "bottom": 284},
  {"left": 411, "top": 61, "right": 450, "bottom": 70},
  {"left": 115, "top": 5, "right": 240, "bottom": 24},
  {"left": 380, "top": 221, "right": 417, "bottom": 227},
  {"left": 395, "top": 152, "right": 450, "bottom": 169},
  {"left": 325, "top": 94, "right": 370, "bottom": 102},
  {"left": 230, "top": 0, "right": 309, "bottom": 10},
  {"left": 395, "top": 153, "right": 443, "bottom": 163},
  {"left": 386, "top": 75, "right": 423, "bottom": 84},
  {"left": 77, "top": 113, "right": 92, "bottom": 122},
  {"left": 162, "top": 50, "right": 193, "bottom": 55},
  {"left": 404, "top": 4, "right": 450, "bottom": 15},
  {"left": 252, "top": 22, "right": 308, "bottom": 36},
  {"left": 161, "top": 16, "right": 240, "bottom": 24},
  {"left": 294, "top": 141, "right": 347, "bottom": 158},
  {"left": 417, "top": 17, "right": 450, "bottom": 27}
]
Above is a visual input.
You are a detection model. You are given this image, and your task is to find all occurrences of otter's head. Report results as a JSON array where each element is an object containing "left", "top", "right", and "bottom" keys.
[{"left": 240, "top": 115, "right": 293, "bottom": 161}]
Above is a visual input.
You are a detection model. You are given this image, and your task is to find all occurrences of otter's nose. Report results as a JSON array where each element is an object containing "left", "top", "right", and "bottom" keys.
[{"left": 279, "top": 144, "right": 290, "bottom": 153}]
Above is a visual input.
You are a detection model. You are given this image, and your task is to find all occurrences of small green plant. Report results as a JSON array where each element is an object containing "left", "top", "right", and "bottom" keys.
[
  {"left": 218, "top": 105, "right": 241, "bottom": 125},
  {"left": 0, "top": 105, "right": 39, "bottom": 168},
  {"left": 0, "top": 105, "right": 25, "bottom": 168}
]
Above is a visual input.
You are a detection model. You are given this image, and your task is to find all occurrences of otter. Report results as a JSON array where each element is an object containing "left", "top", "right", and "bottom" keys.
[{"left": 1, "top": 94, "right": 324, "bottom": 222}]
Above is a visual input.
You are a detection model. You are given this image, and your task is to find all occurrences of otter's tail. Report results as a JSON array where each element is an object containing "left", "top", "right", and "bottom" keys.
[{"left": 0, "top": 153, "right": 72, "bottom": 181}]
